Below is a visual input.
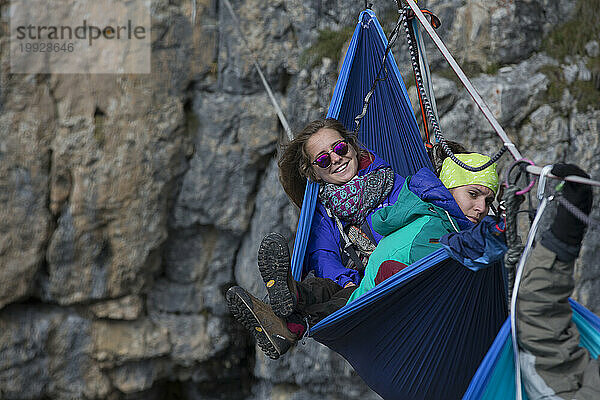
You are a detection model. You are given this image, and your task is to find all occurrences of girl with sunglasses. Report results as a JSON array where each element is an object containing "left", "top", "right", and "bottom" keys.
[
  {"left": 278, "top": 118, "right": 408, "bottom": 290},
  {"left": 228, "top": 118, "right": 411, "bottom": 359},
  {"left": 227, "top": 118, "right": 506, "bottom": 360}
]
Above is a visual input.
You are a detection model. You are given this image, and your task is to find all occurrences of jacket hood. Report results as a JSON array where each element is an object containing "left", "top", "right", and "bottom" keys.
[{"left": 408, "top": 168, "right": 473, "bottom": 230}]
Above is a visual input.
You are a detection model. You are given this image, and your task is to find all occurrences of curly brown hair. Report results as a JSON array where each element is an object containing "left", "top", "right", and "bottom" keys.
[{"left": 278, "top": 118, "right": 366, "bottom": 207}]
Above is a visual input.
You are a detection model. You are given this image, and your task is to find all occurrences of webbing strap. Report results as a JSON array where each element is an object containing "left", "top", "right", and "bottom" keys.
[
  {"left": 524, "top": 165, "right": 600, "bottom": 188},
  {"left": 192, "top": 0, "right": 197, "bottom": 24}
]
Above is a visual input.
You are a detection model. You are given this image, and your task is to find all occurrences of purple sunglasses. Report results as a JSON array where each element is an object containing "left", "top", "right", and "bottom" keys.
[{"left": 312, "top": 140, "right": 350, "bottom": 168}]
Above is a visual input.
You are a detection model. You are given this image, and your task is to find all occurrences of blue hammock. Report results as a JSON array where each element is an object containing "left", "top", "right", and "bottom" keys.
[
  {"left": 288, "top": 9, "right": 600, "bottom": 400},
  {"left": 290, "top": 10, "right": 506, "bottom": 399},
  {"left": 312, "top": 250, "right": 507, "bottom": 400}
]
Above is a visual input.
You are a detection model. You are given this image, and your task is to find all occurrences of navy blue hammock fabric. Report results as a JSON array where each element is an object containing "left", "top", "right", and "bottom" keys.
[{"left": 289, "top": 10, "right": 507, "bottom": 400}]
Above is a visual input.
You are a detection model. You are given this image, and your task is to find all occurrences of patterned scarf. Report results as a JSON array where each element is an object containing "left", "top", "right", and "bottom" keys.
[{"left": 318, "top": 167, "right": 395, "bottom": 226}]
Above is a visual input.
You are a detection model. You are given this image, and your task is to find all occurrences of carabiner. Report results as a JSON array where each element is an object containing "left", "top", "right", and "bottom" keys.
[{"left": 537, "top": 165, "right": 554, "bottom": 201}]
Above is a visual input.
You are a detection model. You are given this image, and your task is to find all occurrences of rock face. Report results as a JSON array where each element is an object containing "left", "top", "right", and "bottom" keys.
[
  {"left": 0, "top": 0, "right": 598, "bottom": 399},
  {"left": 433, "top": 0, "right": 574, "bottom": 66}
]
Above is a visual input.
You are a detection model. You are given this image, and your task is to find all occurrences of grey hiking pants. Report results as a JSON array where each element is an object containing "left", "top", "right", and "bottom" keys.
[{"left": 516, "top": 243, "right": 600, "bottom": 399}]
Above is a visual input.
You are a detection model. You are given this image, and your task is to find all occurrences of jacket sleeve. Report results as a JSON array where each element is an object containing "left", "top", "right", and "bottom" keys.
[
  {"left": 305, "top": 205, "right": 361, "bottom": 288},
  {"left": 439, "top": 216, "right": 507, "bottom": 270}
]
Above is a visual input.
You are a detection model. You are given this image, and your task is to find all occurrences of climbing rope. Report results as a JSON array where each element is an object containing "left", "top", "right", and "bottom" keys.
[
  {"left": 502, "top": 185, "right": 525, "bottom": 312},
  {"left": 401, "top": 6, "right": 507, "bottom": 171},
  {"left": 510, "top": 194, "right": 551, "bottom": 400},
  {"left": 556, "top": 195, "right": 600, "bottom": 230},
  {"left": 407, "top": 7, "right": 443, "bottom": 153},
  {"left": 405, "top": 12, "right": 435, "bottom": 154}
]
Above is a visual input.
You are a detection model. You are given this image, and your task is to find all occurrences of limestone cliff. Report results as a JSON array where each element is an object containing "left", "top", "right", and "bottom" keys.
[{"left": 0, "top": 0, "right": 598, "bottom": 399}]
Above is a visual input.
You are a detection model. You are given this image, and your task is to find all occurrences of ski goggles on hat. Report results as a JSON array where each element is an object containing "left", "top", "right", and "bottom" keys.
[{"left": 312, "top": 140, "right": 350, "bottom": 168}]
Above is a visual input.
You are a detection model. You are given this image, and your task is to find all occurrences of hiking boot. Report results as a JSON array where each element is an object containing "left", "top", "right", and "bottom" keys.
[
  {"left": 226, "top": 286, "right": 297, "bottom": 360},
  {"left": 258, "top": 232, "right": 297, "bottom": 318}
]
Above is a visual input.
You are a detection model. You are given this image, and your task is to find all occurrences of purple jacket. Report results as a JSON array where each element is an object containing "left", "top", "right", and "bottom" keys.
[
  {"left": 304, "top": 153, "right": 407, "bottom": 287},
  {"left": 305, "top": 164, "right": 474, "bottom": 287}
]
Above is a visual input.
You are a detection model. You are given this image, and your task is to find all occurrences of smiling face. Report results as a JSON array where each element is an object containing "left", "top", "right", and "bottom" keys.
[
  {"left": 449, "top": 184, "right": 495, "bottom": 224},
  {"left": 305, "top": 128, "right": 359, "bottom": 185}
]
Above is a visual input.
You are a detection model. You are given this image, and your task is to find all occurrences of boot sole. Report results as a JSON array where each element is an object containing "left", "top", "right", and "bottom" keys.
[
  {"left": 226, "top": 287, "right": 282, "bottom": 360},
  {"left": 258, "top": 233, "right": 296, "bottom": 318}
]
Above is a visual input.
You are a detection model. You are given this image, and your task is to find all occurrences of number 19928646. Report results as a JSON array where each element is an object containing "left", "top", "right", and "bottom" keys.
[{"left": 19, "top": 42, "right": 75, "bottom": 52}]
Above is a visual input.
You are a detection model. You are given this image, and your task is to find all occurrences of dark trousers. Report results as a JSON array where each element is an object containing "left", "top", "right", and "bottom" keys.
[{"left": 295, "top": 276, "right": 357, "bottom": 325}]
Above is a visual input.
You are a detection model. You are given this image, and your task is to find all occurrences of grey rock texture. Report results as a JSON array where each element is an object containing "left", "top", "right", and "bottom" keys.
[
  {"left": 172, "top": 92, "right": 279, "bottom": 234},
  {"left": 410, "top": 0, "right": 575, "bottom": 70},
  {"left": 90, "top": 295, "right": 144, "bottom": 320},
  {"left": 0, "top": 306, "right": 111, "bottom": 400},
  {"left": 0, "top": 0, "right": 598, "bottom": 399},
  {"left": 0, "top": 75, "right": 53, "bottom": 309}
]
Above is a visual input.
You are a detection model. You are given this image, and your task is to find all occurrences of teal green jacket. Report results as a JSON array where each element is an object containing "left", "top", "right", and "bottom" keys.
[{"left": 347, "top": 177, "right": 459, "bottom": 303}]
